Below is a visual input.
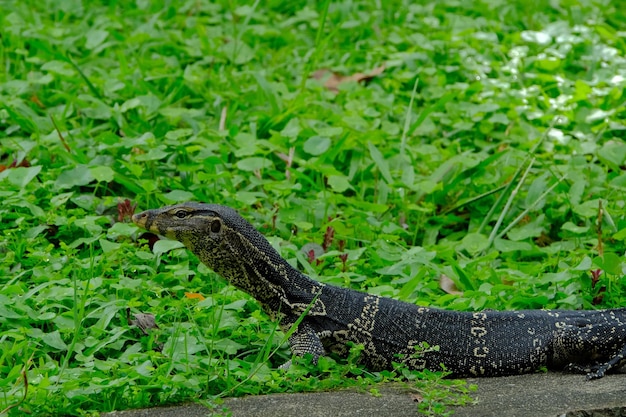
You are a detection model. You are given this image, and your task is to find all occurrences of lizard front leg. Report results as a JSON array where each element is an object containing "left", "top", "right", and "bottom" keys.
[
  {"left": 279, "top": 320, "right": 325, "bottom": 369},
  {"left": 584, "top": 344, "right": 626, "bottom": 380}
]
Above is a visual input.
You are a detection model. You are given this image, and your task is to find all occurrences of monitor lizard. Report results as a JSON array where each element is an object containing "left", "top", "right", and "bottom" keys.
[{"left": 132, "top": 202, "right": 626, "bottom": 379}]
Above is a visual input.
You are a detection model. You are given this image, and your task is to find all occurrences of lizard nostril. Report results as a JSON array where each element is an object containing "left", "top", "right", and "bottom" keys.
[{"left": 132, "top": 212, "right": 148, "bottom": 224}]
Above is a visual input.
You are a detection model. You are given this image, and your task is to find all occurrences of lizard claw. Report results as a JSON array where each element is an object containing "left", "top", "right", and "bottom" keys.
[{"left": 586, "top": 368, "right": 606, "bottom": 380}]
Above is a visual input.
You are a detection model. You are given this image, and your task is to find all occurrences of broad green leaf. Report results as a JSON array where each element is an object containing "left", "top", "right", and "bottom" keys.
[
  {"left": 74, "top": 216, "right": 104, "bottom": 235},
  {"left": 41, "top": 330, "right": 68, "bottom": 351},
  {"left": 524, "top": 174, "right": 548, "bottom": 210},
  {"left": 327, "top": 175, "right": 352, "bottom": 192},
  {"left": 0, "top": 303, "right": 22, "bottom": 319},
  {"left": 293, "top": 221, "right": 313, "bottom": 231},
  {"left": 41, "top": 60, "right": 75, "bottom": 76},
  {"left": 610, "top": 173, "right": 626, "bottom": 189},
  {"left": 161, "top": 189, "right": 195, "bottom": 203},
  {"left": 493, "top": 238, "right": 533, "bottom": 252},
  {"left": 212, "top": 338, "right": 246, "bottom": 355},
  {"left": 400, "top": 246, "right": 437, "bottom": 263},
  {"left": 50, "top": 192, "right": 73, "bottom": 207},
  {"left": 137, "top": 179, "right": 158, "bottom": 193},
  {"left": 71, "top": 194, "right": 99, "bottom": 210},
  {"left": 400, "top": 162, "right": 415, "bottom": 188},
  {"left": 573, "top": 200, "right": 602, "bottom": 218},
  {"left": 120, "top": 97, "right": 142, "bottom": 112},
  {"left": 535, "top": 58, "right": 561, "bottom": 71},
  {"left": 120, "top": 94, "right": 161, "bottom": 115},
  {"left": 220, "top": 41, "right": 254, "bottom": 64},
  {"left": 561, "top": 222, "right": 589, "bottom": 234},
  {"left": 593, "top": 253, "right": 623, "bottom": 275},
  {"left": 79, "top": 95, "right": 112, "bottom": 119},
  {"left": 1, "top": 165, "right": 42, "bottom": 187},
  {"left": 55, "top": 165, "right": 94, "bottom": 189},
  {"left": 85, "top": 28, "right": 109, "bottom": 50},
  {"left": 489, "top": 113, "right": 509, "bottom": 125},
  {"left": 232, "top": 132, "right": 259, "bottom": 157},
  {"left": 233, "top": 191, "right": 264, "bottom": 205},
  {"left": 253, "top": 72, "right": 280, "bottom": 114},
  {"left": 507, "top": 215, "right": 545, "bottom": 241},
  {"left": 281, "top": 118, "right": 301, "bottom": 138},
  {"left": 573, "top": 80, "right": 592, "bottom": 102},
  {"left": 367, "top": 142, "right": 393, "bottom": 183},
  {"left": 13, "top": 200, "right": 45, "bottom": 218},
  {"left": 69, "top": 235, "right": 102, "bottom": 248},
  {"left": 107, "top": 222, "right": 137, "bottom": 239},
  {"left": 25, "top": 225, "right": 49, "bottom": 239},
  {"left": 165, "top": 129, "right": 194, "bottom": 140},
  {"left": 236, "top": 157, "right": 273, "bottom": 171},
  {"left": 153, "top": 240, "right": 185, "bottom": 256},
  {"left": 303, "top": 136, "right": 331, "bottom": 156},
  {"left": 134, "top": 147, "right": 169, "bottom": 161},
  {"left": 598, "top": 141, "right": 626, "bottom": 171},
  {"left": 135, "top": 360, "right": 154, "bottom": 377},
  {"left": 537, "top": 271, "right": 572, "bottom": 285},
  {"left": 37, "top": 312, "right": 56, "bottom": 321},
  {"left": 568, "top": 179, "right": 585, "bottom": 206},
  {"left": 573, "top": 256, "right": 593, "bottom": 271},
  {"left": 99, "top": 238, "right": 121, "bottom": 254},
  {"left": 458, "top": 233, "right": 489, "bottom": 254},
  {"left": 613, "top": 227, "right": 626, "bottom": 241},
  {"left": 367, "top": 285, "right": 397, "bottom": 297},
  {"left": 90, "top": 165, "right": 115, "bottom": 182}
]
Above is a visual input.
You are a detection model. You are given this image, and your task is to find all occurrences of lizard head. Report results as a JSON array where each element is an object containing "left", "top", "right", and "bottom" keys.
[
  {"left": 131, "top": 202, "right": 288, "bottom": 292},
  {"left": 132, "top": 202, "right": 228, "bottom": 246}
]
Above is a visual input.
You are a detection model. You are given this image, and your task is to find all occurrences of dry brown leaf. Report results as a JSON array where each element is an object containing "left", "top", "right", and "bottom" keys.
[
  {"left": 219, "top": 105, "right": 228, "bottom": 131},
  {"left": 439, "top": 274, "right": 463, "bottom": 296},
  {"left": 127, "top": 308, "right": 160, "bottom": 335},
  {"left": 0, "top": 158, "right": 30, "bottom": 173},
  {"left": 312, "top": 65, "right": 386, "bottom": 92},
  {"left": 410, "top": 393, "right": 424, "bottom": 403}
]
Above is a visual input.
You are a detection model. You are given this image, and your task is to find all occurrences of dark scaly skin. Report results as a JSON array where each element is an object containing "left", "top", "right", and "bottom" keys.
[{"left": 132, "top": 202, "right": 626, "bottom": 379}]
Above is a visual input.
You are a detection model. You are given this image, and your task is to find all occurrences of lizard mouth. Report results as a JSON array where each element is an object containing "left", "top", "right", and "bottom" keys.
[{"left": 132, "top": 211, "right": 152, "bottom": 230}]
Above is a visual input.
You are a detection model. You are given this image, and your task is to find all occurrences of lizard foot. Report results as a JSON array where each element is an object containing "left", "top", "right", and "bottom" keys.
[
  {"left": 586, "top": 346, "right": 626, "bottom": 380},
  {"left": 564, "top": 362, "right": 607, "bottom": 379}
]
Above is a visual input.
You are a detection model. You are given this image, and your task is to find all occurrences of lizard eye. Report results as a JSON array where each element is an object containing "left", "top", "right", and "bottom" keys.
[
  {"left": 174, "top": 210, "right": 187, "bottom": 219},
  {"left": 210, "top": 219, "right": 221, "bottom": 233}
]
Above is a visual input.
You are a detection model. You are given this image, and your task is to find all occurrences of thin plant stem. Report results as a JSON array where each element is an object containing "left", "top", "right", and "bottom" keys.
[{"left": 487, "top": 158, "right": 535, "bottom": 248}]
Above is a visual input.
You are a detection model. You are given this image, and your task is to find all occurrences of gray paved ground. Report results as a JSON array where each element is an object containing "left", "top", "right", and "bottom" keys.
[{"left": 101, "top": 372, "right": 626, "bottom": 417}]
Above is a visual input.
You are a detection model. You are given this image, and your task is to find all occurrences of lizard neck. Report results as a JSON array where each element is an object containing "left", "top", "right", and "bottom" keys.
[{"left": 193, "top": 228, "right": 324, "bottom": 315}]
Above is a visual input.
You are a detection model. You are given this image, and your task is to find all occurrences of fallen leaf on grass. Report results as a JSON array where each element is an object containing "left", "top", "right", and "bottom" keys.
[
  {"left": 127, "top": 308, "right": 160, "bottom": 335},
  {"left": 440, "top": 274, "right": 463, "bottom": 295},
  {"left": 410, "top": 393, "right": 424, "bottom": 403},
  {"left": 0, "top": 158, "right": 30, "bottom": 172},
  {"left": 312, "top": 65, "right": 386, "bottom": 92},
  {"left": 185, "top": 292, "right": 206, "bottom": 300},
  {"left": 30, "top": 94, "right": 46, "bottom": 109}
]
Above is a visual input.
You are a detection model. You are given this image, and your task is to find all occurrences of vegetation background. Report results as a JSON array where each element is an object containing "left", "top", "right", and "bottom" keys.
[{"left": 1, "top": 0, "right": 626, "bottom": 415}]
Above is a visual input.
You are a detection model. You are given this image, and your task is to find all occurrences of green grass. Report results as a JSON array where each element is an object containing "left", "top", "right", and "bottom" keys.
[{"left": 1, "top": 0, "right": 626, "bottom": 415}]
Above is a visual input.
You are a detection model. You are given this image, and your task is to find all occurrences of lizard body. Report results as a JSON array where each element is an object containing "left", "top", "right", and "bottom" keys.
[{"left": 132, "top": 202, "right": 626, "bottom": 379}]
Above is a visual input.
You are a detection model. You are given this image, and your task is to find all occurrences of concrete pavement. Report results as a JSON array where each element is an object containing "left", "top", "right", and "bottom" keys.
[{"left": 101, "top": 372, "right": 626, "bottom": 417}]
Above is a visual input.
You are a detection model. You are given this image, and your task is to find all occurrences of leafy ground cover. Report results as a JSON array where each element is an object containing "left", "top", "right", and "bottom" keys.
[{"left": 2, "top": 0, "right": 626, "bottom": 415}]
